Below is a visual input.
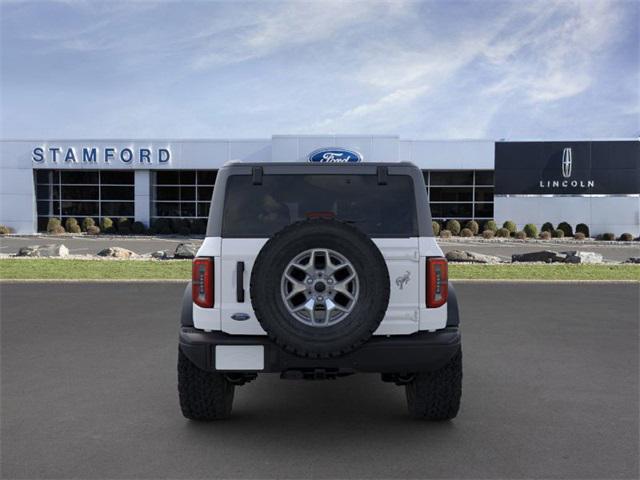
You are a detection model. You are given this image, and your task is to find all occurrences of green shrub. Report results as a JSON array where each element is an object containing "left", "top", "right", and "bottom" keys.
[
  {"left": 599, "top": 232, "right": 615, "bottom": 241},
  {"left": 484, "top": 220, "right": 498, "bottom": 232},
  {"left": 131, "top": 221, "right": 146, "bottom": 234},
  {"left": 50, "top": 225, "right": 65, "bottom": 235},
  {"left": 539, "top": 231, "right": 551, "bottom": 240},
  {"left": 86, "top": 225, "right": 100, "bottom": 235},
  {"left": 0, "top": 224, "right": 13, "bottom": 235},
  {"left": 431, "top": 221, "right": 440, "bottom": 236},
  {"left": 575, "top": 223, "right": 590, "bottom": 237},
  {"left": 557, "top": 221, "right": 573, "bottom": 237},
  {"left": 46, "top": 218, "right": 62, "bottom": 233},
  {"left": 541, "top": 222, "right": 554, "bottom": 233},
  {"left": 152, "top": 218, "right": 172, "bottom": 235},
  {"left": 440, "top": 229, "right": 452, "bottom": 239},
  {"left": 464, "top": 220, "right": 479, "bottom": 235},
  {"left": 460, "top": 228, "right": 473, "bottom": 237},
  {"left": 100, "top": 217, "right": 114, "bottom": 233},
  {"left": 64, "top": 217, "right": 78, "bottom": 230},
  {"left": 496, "top": 228, "right": 510, "bottom": 238},
  {"left": 178, "top": 221, "right": 191, "bottom": 236},
  {"left": 68, "top": 223, "right": 81, "bottom": 234},
  {"left": 618, "top": 233, "right": 633, "bottom": 241},
  {"left": 523, "top": 223, "right": 538, "bottom": 238},
  {"left": 573, "top": 232, "right": 585, "bottom": 240},
  {"left": 502, "top": 220, "right": 517, "bottom": 234},
  {"left": 169, "top": 218, "right": 187, "bottom": 234},
  {"left": 192, "top": 219, "right": 207, "bottom": 235},
  {"left": 169, "top": 218, "right": 191, "bottom": 236},
  {"left": 515, "top": 230, "right": 527, "bottom": 240},
  {"left": 445, "top": 219, "right": 461, "bottom": 236},
  {"left": 81, "top": 217, "right": 95, "bottom": 231},
  {"left": 482, "top": 229, "right": 495, "bottom": 239},
  {"left": 116, "top": 217, "right": 131, "bottom": 234},
  {"left": 552, "top": 229, "right": 565, "bottom": 238}
]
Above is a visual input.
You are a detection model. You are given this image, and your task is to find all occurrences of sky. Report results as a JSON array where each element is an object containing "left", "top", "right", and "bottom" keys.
[{"left": 1, "top": 0, "right": 638, "bottom": 140}]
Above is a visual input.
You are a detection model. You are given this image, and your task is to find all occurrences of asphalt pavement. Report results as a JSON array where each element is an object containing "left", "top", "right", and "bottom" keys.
[
  {"left": 1, "top": 282, "right": 638, "bottom": 479},
  {"left": 1, "top": 235, "right": 638, "bottom": 261}
]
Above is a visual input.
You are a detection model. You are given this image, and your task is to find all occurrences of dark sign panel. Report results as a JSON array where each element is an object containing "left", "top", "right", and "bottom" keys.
[{"left": 495, "top": 141, "right": 639, "bottom": 195}]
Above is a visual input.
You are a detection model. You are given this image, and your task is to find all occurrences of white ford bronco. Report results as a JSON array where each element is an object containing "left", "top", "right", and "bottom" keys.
[{"left": 178, "top": 162, "right": 462, "bottom": 420}]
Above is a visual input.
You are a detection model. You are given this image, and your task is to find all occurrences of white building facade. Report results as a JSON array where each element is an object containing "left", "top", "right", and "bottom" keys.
[{"left": 0, "top": 135, "right": 638, "bottom": 235}]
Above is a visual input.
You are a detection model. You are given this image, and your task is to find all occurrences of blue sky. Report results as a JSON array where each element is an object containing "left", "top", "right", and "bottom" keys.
[{"left": 1, "top": 0, "right": 638, "bottom": 140}]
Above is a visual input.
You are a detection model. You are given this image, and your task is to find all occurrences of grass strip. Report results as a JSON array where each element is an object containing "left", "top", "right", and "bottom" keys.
[
  {"left": 0, "top": 259, "right": 638, "bottom": 281},
  {"left": 0, "top": 259, "right": 191, "bottom": 280},
  {"left": 449, "top": 263, "right": 639, "bottom": 281}
]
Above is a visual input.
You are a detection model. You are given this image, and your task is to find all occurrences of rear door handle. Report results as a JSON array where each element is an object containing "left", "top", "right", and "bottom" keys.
[{"left": 236, "top": 261, "right": 245, "bottom": 302}]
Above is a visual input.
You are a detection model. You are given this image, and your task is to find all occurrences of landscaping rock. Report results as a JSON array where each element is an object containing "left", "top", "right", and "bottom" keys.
[
  {"left": 511, "top": 250, "right": 567, "bottom": 263},
  {"left": 151, "top": 250, "right": 169, "bottom": 259},
  {"left": 17, "top": 244, "right": 69, "bottom": 258},
  {"left": 96, "top": 247, "right": 136, "bottom": 258},
  {"left": 561, "top": 251, "right": 604, "bottom": 264},
  {"left": 445, "top": 250, "right": 502, "bottom": 264},
  {"left": 624, "top": 257, "right": 640, "bottom": 264},
  {"left": 174, "top": 243, "right": 198, "bottom": 259}
]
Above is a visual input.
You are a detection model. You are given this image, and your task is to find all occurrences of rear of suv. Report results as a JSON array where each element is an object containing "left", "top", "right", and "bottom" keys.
[{"left": 179, "top": 162, "right": 462, "bottom": 420}]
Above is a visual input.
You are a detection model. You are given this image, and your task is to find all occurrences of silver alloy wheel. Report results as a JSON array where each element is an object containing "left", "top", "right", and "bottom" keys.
[{"left": 280, "top": 248, "right": 359, "bottom": 327}]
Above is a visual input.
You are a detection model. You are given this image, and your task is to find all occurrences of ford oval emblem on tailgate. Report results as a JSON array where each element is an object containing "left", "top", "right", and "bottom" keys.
[{"left": 231, "top": 313, "right": 250, "bottom": 321}]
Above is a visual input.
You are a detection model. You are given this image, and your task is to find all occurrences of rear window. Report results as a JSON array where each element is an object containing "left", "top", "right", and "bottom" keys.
[{"left": 222, "top": 174, "right": 417, "bottom": 237}]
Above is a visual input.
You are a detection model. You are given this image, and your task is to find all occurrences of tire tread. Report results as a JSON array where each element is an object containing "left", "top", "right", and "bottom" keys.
[
  {"left": 406, "top": 348, "right": 462, "bottom": 420},
  {"left": 178, "top": 349, "right": 235, "bottom": 420}
]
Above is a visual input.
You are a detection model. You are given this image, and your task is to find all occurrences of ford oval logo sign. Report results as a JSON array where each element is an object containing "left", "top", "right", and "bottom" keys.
[{"left": 308, "top": 148, "right": 362, "bottom": 163}]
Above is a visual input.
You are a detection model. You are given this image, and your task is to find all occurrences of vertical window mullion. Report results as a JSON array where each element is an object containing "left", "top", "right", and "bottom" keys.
[
  {"left": 471, "top": 171, "right": 476, "bottom": 221},
  {"left": 195, "top": 170, "right": 199, "bottom": 204},
  {"left": 58, "top": 171, "right": 62, "bottom": 220},
  {"left": 48, "top": 170, "right": 53, "bottom": 218},
  {"left": 98, "top": 171, "right": 102, "bottom": 222}
]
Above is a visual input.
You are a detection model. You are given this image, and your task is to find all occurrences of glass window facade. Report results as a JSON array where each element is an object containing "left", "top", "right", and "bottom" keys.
[
  {"left": 151, "top": 170, "right": 217, "bottom": 220},
  {"left": 35, "top": 170, "right": 134, "bottom": 231},
  {"left": 33, "top": 168, "right": 494, "bottom": 232},
  {"left": 423, "top": 170, "right": 494, "bottom": 222}
]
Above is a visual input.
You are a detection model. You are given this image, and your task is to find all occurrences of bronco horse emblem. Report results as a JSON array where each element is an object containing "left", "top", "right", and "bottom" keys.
[{"left": 395, "top": 271, "right": 411, "bottom": 290}]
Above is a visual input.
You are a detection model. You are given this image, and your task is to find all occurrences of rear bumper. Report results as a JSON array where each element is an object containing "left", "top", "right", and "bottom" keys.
[{"left": 179, "top": 327, "right": 461, "bottom": 374}]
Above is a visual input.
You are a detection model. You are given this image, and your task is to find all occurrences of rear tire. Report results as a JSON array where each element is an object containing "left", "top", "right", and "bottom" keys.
[
  {"left": 178, "top": 348, "right": 235, "bottom": 420},
  {"left": 406, "top": 348, "right": 462, "bottom": 420}
]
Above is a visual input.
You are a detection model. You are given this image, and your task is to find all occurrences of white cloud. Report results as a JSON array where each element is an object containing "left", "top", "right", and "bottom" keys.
[
  {"left": 481, "top": 0, "right": 622, "bottom": 103},
  {"left": 191, "top": 0, "right": 413, "bottom": 70},
  {"left": 311, "top": 85, "right": 429, "bottom": 131},
  {"left": 1, "top": 0, "right": 636, "bottom": 139}
]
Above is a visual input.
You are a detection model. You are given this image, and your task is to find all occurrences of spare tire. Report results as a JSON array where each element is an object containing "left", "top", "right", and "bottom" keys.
[{"left": 251, "top": 219, "right": 390, "bottom": 358}]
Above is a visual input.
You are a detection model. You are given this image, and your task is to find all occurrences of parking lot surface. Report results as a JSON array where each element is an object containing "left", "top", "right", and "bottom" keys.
[{"left": 1, "top": 282, "right": 638, "bottom": 479}]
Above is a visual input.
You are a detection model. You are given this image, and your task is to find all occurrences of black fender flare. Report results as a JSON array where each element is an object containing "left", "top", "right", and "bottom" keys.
[
  {"left": 181, "top": 282, "right": 194, "bottom": 327},
  {"left": 446, "top": 282, "right": 460, "bottom": 327}
]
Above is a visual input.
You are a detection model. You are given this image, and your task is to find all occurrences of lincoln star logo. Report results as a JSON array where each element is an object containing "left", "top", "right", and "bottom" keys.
[
  {"left": 308, "top": 148, "right": 362, "bottom": 163},
  {"left": 395, "top": 271, "right": 411, "bottom": 290},
  {"left": 562, "top": 147, "right": 572, "bottom": 178},
  {"left": 539, "top": 147, "right": 595, "bottom": 189}
]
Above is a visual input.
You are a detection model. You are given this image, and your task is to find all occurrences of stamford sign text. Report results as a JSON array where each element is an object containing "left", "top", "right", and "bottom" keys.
[{"left": 32, "top": 146, "right": 171, "bottom": 165}]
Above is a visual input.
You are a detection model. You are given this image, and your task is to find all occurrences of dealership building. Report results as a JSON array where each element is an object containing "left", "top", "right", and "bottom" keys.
[{"left": 0, "top": 135, "right": 638, "bottom": 235}]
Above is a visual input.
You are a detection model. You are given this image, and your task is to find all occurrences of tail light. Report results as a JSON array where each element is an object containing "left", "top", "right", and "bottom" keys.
[
  {"left": 426, "top": 257, "right": 448, "bottom": 308},
  {"left": 192, "top": 257, "right": 214, "bottom": 308}
]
